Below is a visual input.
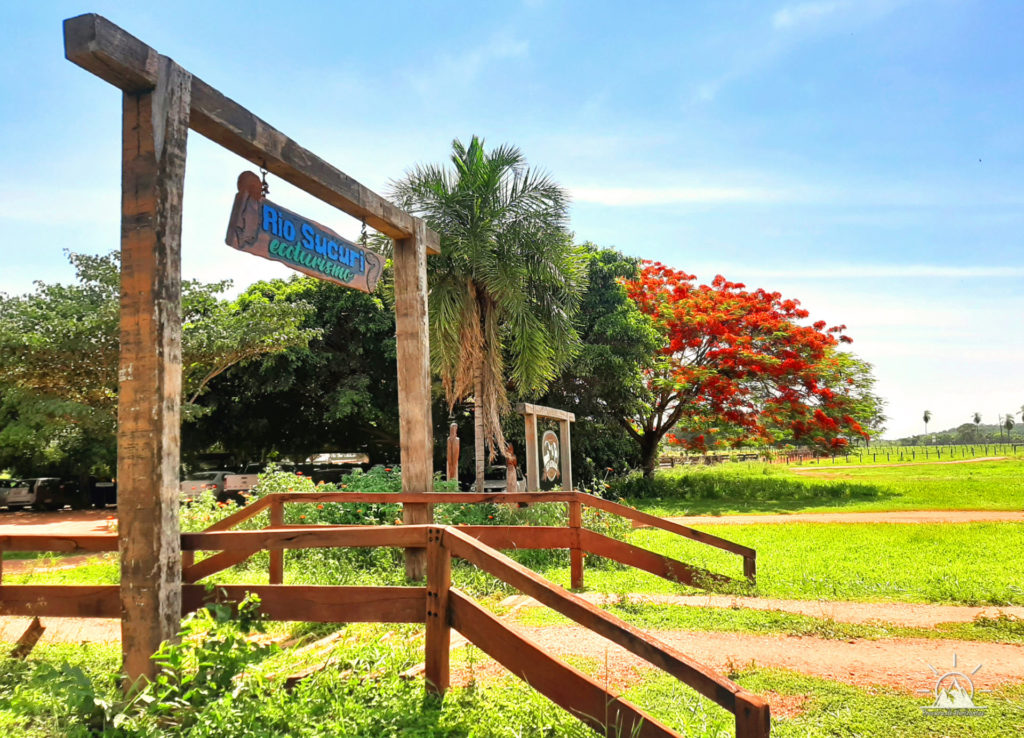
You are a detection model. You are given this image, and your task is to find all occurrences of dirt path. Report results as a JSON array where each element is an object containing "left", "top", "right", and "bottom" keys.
[
  {"left": 499, "top": 593, "right": 1024, "bottom": 627},
  {"left": 452, "top": 624, "right": 1024, "bottom": 693},
  {"left": 0, "top": 616, "right": 119, "bottom": 644},
  {"left": 789, "top": 456, "right": 1008, "bottom": 472},
  {"left": 662, "top": 509, "right": 1024, "bottom": 526},
  {"left": 0, "top": 509, "right": 114, "bottom": 537}
]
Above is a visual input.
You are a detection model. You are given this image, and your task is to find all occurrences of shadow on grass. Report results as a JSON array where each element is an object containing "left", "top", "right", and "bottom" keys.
[{"left": 612, "top": 465, "right": 897, "bottom": 516}]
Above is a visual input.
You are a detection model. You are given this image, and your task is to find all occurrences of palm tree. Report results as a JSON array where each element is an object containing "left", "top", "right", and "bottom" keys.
[
  {"left": 922, "top": 409, "right": 932, "bottom": 439},
  {"left": 1004, "top": 413, "right": 1015, "bottom": 437},
  {"left": 391, "top": 136, "right": 585, "bottom": 490},
  {"left": 973, "top": 411, "right": 982, "bottom": 441}
]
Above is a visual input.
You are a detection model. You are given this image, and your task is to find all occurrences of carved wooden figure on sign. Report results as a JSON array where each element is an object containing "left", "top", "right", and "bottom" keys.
[
  {"left": 226, "top": 171, "right": 385, "bottom": 293},
  {"left": 446, "top": 423, "right": 460, "bottom": 482},
  {"left": 505, "top": 442, "right": 518, "bottom": 494}
]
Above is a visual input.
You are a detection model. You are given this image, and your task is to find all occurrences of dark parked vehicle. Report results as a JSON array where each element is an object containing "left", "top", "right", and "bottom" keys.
[
  {"left": 89, "top": 478, "right": 117, "bottom": 508},
  {"left": 6, "top": 478, "right": 87, "bottom": 511}
]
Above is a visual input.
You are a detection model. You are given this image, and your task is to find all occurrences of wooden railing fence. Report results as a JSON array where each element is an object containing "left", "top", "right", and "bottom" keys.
[
  {"left": 0, "top": 493, "right": 768, "bottom": 737},
  {"left": 180, "top": 490, "right": 757, "bottom": 589}
]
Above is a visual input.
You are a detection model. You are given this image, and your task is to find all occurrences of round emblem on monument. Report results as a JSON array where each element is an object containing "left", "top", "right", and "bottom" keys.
[{"left": 541, "top": 430, "right": 560, "bottom": 482}]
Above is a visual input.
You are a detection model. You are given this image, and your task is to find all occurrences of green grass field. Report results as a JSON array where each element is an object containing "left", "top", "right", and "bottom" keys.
[
  {"left": 2, "top": 459, "right": 1023, "bottom": 735},
  {"left": 628, "top": 457, "right": 1024, "bottom": 516},
  {"left": 538, "top": 522, "right": 1024, "bottom": 605}
]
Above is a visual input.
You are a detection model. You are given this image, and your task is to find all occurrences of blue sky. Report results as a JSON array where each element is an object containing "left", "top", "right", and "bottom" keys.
[{"left": 1, "top": 1, "right": 1022, "bottom": 438}]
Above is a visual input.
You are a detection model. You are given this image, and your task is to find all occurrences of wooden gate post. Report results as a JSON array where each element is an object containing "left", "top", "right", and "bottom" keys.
[
  {"left": 394, "top": 220, "right": 433, "bottom": 580},
  {"left": 117, "top": 56, "right": 190, "bottom": 685},
  {"left": 735, "top": 695, "right": 771, "bottom": 737},
  {"left": 269, "top": 498, "right": 284, "bottom": 584},
  {"left": 568, "top": 499, "right": 584, "bottom": 590},
  {"left": 424, "top": 527, "right": 451, "bottom": 694}
]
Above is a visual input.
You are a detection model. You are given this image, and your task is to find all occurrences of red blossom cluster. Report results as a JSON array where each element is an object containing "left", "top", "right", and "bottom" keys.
[{"left": 622, "top": 261, "right": 868, "bottom": 455}]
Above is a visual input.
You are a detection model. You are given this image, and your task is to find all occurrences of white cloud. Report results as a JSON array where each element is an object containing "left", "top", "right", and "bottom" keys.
[
  {"left": 772, "top": 1, "right": 851, "bottom": 30},
  {"left": 406, "top": 36, "right": 530, "bottom": 97}
]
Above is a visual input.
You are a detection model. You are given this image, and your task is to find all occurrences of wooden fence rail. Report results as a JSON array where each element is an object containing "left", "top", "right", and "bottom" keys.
[
  {"left": 0, "top": 522, "right": 769, "bottom": 737},
  {"left": 164, "top": 489, "right": 756, "bottom": 588}
]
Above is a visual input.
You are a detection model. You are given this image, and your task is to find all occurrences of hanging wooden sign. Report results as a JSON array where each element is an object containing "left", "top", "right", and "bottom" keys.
[{"left": 225, "top": 171, "right": 384, "bottom": 292}]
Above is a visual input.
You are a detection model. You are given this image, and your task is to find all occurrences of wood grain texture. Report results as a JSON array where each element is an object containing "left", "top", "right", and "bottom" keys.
[
  {"left": 0, "top": 586, "right": 121, "bottom": 618},
  {"left": 558, "top": 419, "right": 573, "bottom": 492},
  {"left": 449, "top": 590, "right": 678, "bottom": 738},
  {"left": 514, "top": 403, "right": 576, "bottom": 422},
  {"left": 117, "top": 54, "right": 190, "bottom": 683},
  {"left": 524, "top": 413, "right": 540, "bottom": 492},
  {"left": 0, "top": 534, "right": 118, "bottom": 552},
  {"left": 62, "top": 13, "right": 439, "bottom": 253},
  {"left": 181, "top": 525, "right": 426, "bottom": 552},
  {"left": 568, "top": 501, "right": 584, "bottom": 589},
  {"left": 735, "top": 697, "right": 772, "bottom": 738},
  {"left": 424, "top": 529, "right": 451, "bottom": 693},
  {"left": 394, "top": 220, "right": 434, "bottom": 580},
  {"left": 579, "top": 530, "right": 734, "bottom": 589},
  {"left": 0, "top": 585, "right": 426, "bottom": 624}
]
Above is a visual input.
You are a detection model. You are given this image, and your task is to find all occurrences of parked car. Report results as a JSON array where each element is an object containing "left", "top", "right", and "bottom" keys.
[
  {"left": 0, "top": 479, "right": 27, "bottom": 510},
  {"left": 89, "top": 478, "right": 117, "bottom": 508},
  {"left": 180, "top": 471, "right": 232, "bottom": 502},
  {"left": 223, "top": 473, "right": 260, "bottom": 500},
  {"left": 2, "top": 479, "right": 33, "bottom": 509},
  {"left": 6, "top": 477, "right": 83, "bottom": 511}
]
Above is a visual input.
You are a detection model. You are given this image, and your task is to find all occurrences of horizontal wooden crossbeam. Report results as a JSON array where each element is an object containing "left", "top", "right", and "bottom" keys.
[
  {"left": 62, "top": 13, "right": 440, "bottom": 254},
  {"left": 0, "top": 585, "right": 425, "bottom": 623},
  {"left": 514, "top": 402, "right": 576, "bottom": 421}
]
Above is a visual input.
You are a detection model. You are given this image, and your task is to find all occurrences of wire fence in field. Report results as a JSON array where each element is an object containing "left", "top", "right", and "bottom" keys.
[{"left": 659, "top": 444, "right": 1024, "bottom": 468}]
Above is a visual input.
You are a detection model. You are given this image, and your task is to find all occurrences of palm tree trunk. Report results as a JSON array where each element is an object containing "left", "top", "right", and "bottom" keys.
[{"left": 473, "top": 353, "right": 486, "bottom": 491}]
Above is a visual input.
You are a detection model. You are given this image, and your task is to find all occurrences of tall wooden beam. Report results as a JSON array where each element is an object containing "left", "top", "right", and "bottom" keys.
[
  {"left": 62, "top": 13, "right": 439, "bottom": 254},
  {"left": 393, "top": 221, "right": 433, "bottom": 579},
  {"left": 558, "top": 418, "right": 573, "bottom": 491},
  {"left": 117, "top": 55, "right": 190, "bottom": 684},
  {"left": 524, "top": 412, "right": 540, "bottom": 492}
]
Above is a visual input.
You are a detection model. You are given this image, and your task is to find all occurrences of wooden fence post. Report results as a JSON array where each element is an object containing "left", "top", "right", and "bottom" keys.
[
  {"left": 117, "top": 55, "right": 190, "bottom": 686},
  {"left": 568, "top": 500, "right": 584, "bottom": 590},
  {"left": 743, "top": 553, "right": 757, "bottom": 586},
  {"left": 394, "top": 220, "right": 433, "bottom": 580},
  {"left": 735, "top": 695, "right": 771, "bottom": 737},
  {"left": 425, "top": 527, "right": 451, "bottom": 694},
  {"left": 269, "top": 497, "right": 284, "bottom": 584}
]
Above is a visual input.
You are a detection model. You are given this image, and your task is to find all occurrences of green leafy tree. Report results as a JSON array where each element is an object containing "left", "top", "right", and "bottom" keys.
[
  {"left": 185, "top": 277, "right": 402, "bottom": 464},
  {"left": 390, "top": 136, "right": 586, "bottom": 489},
  {"left": 0, "top": 251, "right": 317, "bottom": 475},
  {"left": 530, "top": 244, "right": 660, "bottom": 481}
]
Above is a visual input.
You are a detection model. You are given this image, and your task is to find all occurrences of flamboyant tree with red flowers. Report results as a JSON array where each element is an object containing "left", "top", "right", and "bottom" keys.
[{"left": 622, "top": 261, "right": 871, "bottom": 475}]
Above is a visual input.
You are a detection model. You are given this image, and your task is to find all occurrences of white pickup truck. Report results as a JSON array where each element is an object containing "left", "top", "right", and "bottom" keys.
[{"left": 223, "top": 473, "right": 260, "bottom": 498}]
